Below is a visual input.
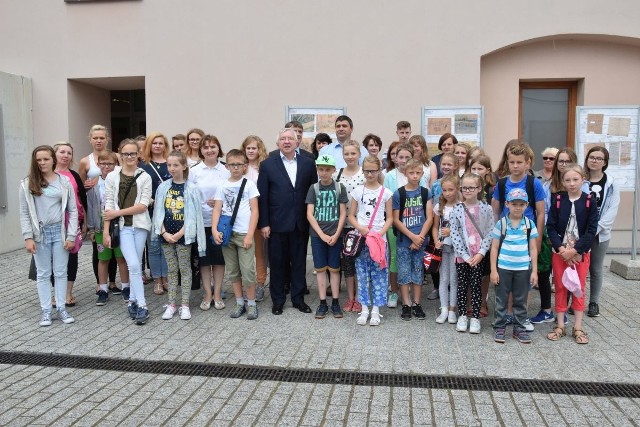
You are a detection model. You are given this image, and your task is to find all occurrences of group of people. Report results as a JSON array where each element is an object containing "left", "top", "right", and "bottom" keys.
[{"left": 20, "top": 117, "right": 619, "bottom": 345}]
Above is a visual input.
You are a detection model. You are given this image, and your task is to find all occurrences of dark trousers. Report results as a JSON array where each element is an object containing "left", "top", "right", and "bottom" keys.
[{"left": 269, "top": 231, "right": 307, "bottom": 306}]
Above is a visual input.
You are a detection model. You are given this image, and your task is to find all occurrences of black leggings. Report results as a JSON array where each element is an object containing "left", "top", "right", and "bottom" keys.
[{"left": 537, "top": 270, "right": 552, "bottom": 310}]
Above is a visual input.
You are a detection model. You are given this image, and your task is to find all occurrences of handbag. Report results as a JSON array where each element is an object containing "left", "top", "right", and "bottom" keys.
[
  {"left": 423, "top": 240, "right": 443, "bottom": 274},
  {"left": 109, "top": 171, "right": 143, "bottom": 248},
  {"left": 212, "top": 178, "right": 247, "bottom": 247},
  {"left": 342, "top": 186, "right": 385, "bottom": 257}
]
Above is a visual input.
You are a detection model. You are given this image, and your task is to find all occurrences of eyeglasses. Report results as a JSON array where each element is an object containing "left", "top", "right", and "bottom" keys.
[
  {"left": 121, "top": 152, "right": 138, "bottom": 158},
  {"left": 542, "top": 156, "right": 555, "bottom": 161},
  {"left": 557, "top": 160, "right": 571, "bottom": 165},
  {"left": 363, "top": 169, "right": 380, "bottom": 175},
  {"left": 588, "top": 156, "right": 605, "bottom": 163},
  {"left": 461, "top": 186, "right": 478, "bottom": 192},
  {"left": 227, "top": 163, "right": 246, "bottom": 169},
  {"left": 99, "top": 162, "right": 116, "bottom": 167}
]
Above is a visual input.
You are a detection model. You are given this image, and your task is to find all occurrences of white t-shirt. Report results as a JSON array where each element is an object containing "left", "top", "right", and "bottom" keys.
[
  {"left": 350, "top": 185, "right": 393, "bottom": 234},
  {"left": 215, "top": 178, "right": 260, "bottom": 233},
  {"left": 190, "top": 161, "right": 230, "bottom": 227}
]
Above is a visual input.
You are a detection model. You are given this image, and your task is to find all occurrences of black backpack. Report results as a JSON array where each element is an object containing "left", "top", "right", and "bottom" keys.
[{"left": 393, "top": 186, "right": 430, "bottom": 236}]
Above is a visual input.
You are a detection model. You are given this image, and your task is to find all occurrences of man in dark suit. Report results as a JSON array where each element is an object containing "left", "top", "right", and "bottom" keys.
[
  {"left": 268, "top": 121, "right": 315, "bottom": 160},
  {"left": 258, "top": 128, "right": 318, "bottom": 315}
]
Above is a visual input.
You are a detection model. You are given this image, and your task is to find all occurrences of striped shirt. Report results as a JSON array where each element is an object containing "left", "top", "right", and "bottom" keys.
[{"left": 491, "top": 216, "right": 538, "bottom": 271}]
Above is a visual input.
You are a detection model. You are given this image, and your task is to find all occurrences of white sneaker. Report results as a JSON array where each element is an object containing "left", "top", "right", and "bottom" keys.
[
  {"left": 524, "top": 319, "right": 535, "bottom": 332},
  {"left": 369, "top": 312, "right": 382, "bottom": 326},
  {"left": 57, "top": 309, "right": 75, "bottom": 324},
  {"left": 387, "top": 292, "right": 398, "bottom": 308},
  {"left": 456, "top": 315, "right": 468, "bottom": 332},
  {"left": 214, "top": 300, "right": 225, "bottom": 310},
  {"left": 39, "top": 310, "right": 52, "bottom": 327},
  {"left": 179, "top": 306, "right": 192, "bottom": 320},
  {"left": 469, "top": 318, "right": 481, "bottom": 334},
  {"left": 448, "top": 311, "right": 458, "bottom": 324},
  {"left": 356, "top": 311, "right": 369, "bottom": 326},
  {"left": 436, "top": 307, "right": 448, "bottom": 324},
  {"left": 162, "top": 305, "right": 177, "bottom": 320}
]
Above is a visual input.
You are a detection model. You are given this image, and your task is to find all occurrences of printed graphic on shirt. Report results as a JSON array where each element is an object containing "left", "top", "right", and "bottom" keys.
[{"left": 163, "top": 183, "right": 186, "bottom": 238}]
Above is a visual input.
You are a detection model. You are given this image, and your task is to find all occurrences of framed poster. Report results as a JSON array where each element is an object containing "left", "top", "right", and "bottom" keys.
[
  {"left": 576, "top": 106, "right": 640, "bottom": 192},
  {"left": 421, "top": 106, "right": 484, "bottom": 155},
  {"left": 285, "top": 106, "right": 346, "bottom": 152}
]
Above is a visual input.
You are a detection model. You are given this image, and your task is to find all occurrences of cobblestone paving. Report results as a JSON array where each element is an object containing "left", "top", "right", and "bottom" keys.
[{"left": 0, "top": 246, "right": 639, "bottom": 425}]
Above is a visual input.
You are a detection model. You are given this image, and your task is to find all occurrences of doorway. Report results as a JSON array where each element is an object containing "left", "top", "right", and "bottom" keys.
[
  {"left": 519, "top": 81, "right": 578, "bottom": 168},
  {"left": 111, "top": 89, "right": 146, "bottom": 151}
]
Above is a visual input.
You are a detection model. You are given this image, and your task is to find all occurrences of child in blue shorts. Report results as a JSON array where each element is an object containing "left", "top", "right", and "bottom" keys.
[
  {"left": 306, "top": 154, "right": 348, "bottom": 319},
  {"left": 392, "top": 159, "right": 433, "bottom": 321}
]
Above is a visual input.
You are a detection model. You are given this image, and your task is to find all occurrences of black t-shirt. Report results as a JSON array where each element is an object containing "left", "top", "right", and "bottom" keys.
[
  {"left": 589, "top": 174, "right": 607, "bottom": 210},
  {"left": 163, "top": 182, "right": 186, "bottom": 244}
]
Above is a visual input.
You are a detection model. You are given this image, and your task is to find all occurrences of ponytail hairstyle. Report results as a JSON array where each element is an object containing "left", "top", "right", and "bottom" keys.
[{"left": 437, "top": 174, "right": 460, "bottom": 216}]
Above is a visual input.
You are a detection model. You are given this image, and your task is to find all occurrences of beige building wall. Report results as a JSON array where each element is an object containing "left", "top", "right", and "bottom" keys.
[{"left": 1, "top": 0, "right": 640, "bottom": 251}]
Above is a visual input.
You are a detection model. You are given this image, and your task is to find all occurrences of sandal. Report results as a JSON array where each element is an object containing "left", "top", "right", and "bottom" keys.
[
  {"left": 572, "top": 328, "right": 589, "bottom": 344},
  {"left": 153, "top": 283, "right": 165, "bottom": 295},
  {"left": 547, "top": 326, "right": 566, "bottom": 341}
]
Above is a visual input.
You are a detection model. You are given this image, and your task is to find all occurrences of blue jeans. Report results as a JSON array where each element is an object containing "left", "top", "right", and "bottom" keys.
[
  {"left": 356, "top": 246, "right": 388, "bottom": 307},
  {"left": 34, "top": 223, "right": 69, "bottom": 311},
  {"left": 120, "top": 227, "right": 148, "bottom": 307},
  {"left": 589, "top": 238, "right": 609, "bottom": 304},
  {"left": 147, "top": 232, "right": 168, "bottom": 279}
]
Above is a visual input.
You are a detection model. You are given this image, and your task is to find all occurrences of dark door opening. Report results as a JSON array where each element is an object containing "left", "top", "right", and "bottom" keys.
[{"left": 111, "top": 89, "right": 146, "bottom": 151}]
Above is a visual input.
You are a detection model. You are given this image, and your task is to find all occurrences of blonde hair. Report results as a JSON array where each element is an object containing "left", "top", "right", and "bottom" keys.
[
  {"left": 88, "top": 124, "right": 109, "bottom": 138},
  {"left": 437, "top": 174, "right": 460, "bottom": 216},
  {"left": 53, "top": 142, "right": 74, "bottom": 168},
  {"left": 439, "top": 152, "right": 459, "bottom": 176},
  {"left": 561, "top": 163, "right": 586, "bottom": 181},
  {"left": 241, "top": 135, "right": 268, "bottom": 165},
  {"left": 342, "top": 139, "right": 361, "bottom": 154},
  {"left": 362, "top": 155, "right": 381, "bottom": 170},
  {"left": 142, "top": 132, "right": 170, "bottom": 163}
]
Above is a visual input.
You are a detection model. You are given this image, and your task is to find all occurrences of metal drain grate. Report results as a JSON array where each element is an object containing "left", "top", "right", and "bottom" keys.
[{"left": 1, "top": 350, "right": 639, "bottom": 398}]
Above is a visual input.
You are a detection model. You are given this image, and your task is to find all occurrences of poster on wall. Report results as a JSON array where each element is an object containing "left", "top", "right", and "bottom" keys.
[
  {"left": 576, "top": 106, "right": 640, "bottom": 192},
  {"left": 421, "top": 106, "right": 484, "bottom": 154},
  {"left": 286, "top": 106, "right": 346, "bottom": 153}
]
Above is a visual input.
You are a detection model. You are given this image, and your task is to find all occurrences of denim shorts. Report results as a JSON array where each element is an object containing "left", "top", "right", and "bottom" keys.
[
  {"left": 311, "top": 235, "right": 342, "bottom": 272},
  {"left": 397, "top": 246, "right": 424, "bottom": 286}
]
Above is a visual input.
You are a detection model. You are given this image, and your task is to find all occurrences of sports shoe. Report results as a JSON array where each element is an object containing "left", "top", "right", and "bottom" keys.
[
  {"left": 109, "top": 286, "right": 122, "bottom": 295},
  {"left": 57, "top": 309, "right": 75, "bottom": 324},
  {"left": 412, "top": 304, "right": 426, "bottom": 320},
  {"left": 456, "top": 315, "right": 468, "bottom": 332},
  {"left": 135, "top": 307, "right": 149, "bottom": 325},
  {"left": 96, "top": 290, "right": 108, "bottom": 306},
  {"left": 162, "top": 304, "right": 177, "bottom": 320},
  {"left": 179, "top": 306, "right": 191, "bottom": 320},
  {"left": 426, "top": 288, "right": 439, "bottom": 300},
  {"left": 39, "top": 310, "right": 52, "bottom": 327},
  {"left": 530, "top": 310, "right": 555, "bottom": 324},
  {"left": 370, "top": 312, "right": 382, "bottom": 326},
  {"left": 587, "top": 302, "right": 600, "bottom": 317},
  {"left": 469, "top": 318, "right": 481, "bottom": 334},
  {"left": 331, "top": 302, "right": 344, "bottom": 318},
  {"left": 356, "top": 311, "right": 369, "bottom": 326},
  {"left": 246, "top": 305, "right": 258, "bottom": 320},
  {"left": 229, "top": 303, "right": 246, "bottom": 318},
  {"left": 352, "top": 301, "right": 362, "bottom": 313},
  {"left": 214, "top": 300, "right": 225, "bottom": 310},
  {"left": 387, "top": 292, "right": 398, "bottom": 308},
  {"left": 448, "top": 311, "right": 458, "bottom": 324},
  {"left": 255, "top": 285, "right": 265, "bottom": 302},
  {"left": 505, "top": 314, "right": 514, "bottom": 325},
  {"left": 401, "top": 305, "right": 412, "bottom": 321},
  {"left": 121, "top": 287, "right": 130, "bottom": 302},
  {"left": 436, "top": 307, "right": 448, "bottom": 324},
  {"left": 523, "top": 319, "right": 535, "bottom": 332},
  {"left": 128, "top": 302, "right": 138, "bottom": 319},
  {"left": 342, "top": 299, "right": 354, "bottom": 312},
  {"left": 494, "top": 327, "right": 506, "bottom": 343},
  {"left": 315, "top": 303, "right": 329, "bottom": 319},
  {"left": 512, "top": 328, "right": 532, "bottom": 344}
]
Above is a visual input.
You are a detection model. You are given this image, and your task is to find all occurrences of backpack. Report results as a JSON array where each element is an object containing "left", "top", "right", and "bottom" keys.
[
  {"left": 497, "top": 175, "right": 537, "bottom": 223},
  {"left": 393, "top": 186, "right": 430, "bottom": 236},
  {"left": 497, "top": 216, "right": 533, "bottom": 258}
]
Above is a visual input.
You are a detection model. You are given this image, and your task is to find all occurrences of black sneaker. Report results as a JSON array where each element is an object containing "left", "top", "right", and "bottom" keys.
[
  {"left": 315, "top": 303, "right": 329, "bottom": 319},
  {"left": 95, "top": 290, "right": 108, "bottom": 306},
  {"left": 412, "top": 304, "right": 426, "bottom": 320},
  {"left": 109, "top": 286, "right": 122, "bottom": 295},
  {"left": 401, "top": 304, "right": 412, "bottom": 321},
  {"left": 587, "top": 302, "right": 600, "bottom": 317},
  {"left": 331, "top": 302, "right": 344, "bottom": 319},
  {"left": 121, "top": 287, "right": 130, "bottom": 302}
]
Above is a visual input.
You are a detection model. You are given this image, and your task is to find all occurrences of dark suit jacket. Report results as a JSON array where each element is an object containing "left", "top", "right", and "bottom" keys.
[
  {"left": 269, "top": 147, "right": 314, "bottom": 159},
  {"left": 257, "top": 152, "right": 317, "bottom": 232}
]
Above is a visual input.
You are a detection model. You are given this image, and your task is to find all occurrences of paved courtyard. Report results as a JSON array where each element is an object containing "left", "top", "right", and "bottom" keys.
[{"left": 0, "top": 245, "right": 639, "bottom": 426}]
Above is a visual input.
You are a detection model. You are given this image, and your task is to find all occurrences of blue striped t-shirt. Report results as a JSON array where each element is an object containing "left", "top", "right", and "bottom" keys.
[{"left": 491, "top": 216, "right": 538, "bottom": 271}]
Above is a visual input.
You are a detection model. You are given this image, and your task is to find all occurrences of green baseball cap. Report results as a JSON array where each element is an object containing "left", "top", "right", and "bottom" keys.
[{"left": 316, "top": 154, "right": 336, "bottom": 167}]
